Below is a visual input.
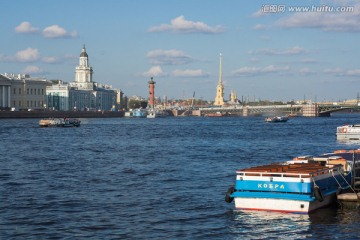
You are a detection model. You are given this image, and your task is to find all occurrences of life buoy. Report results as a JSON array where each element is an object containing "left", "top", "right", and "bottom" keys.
[
  {"left": 225, "top": 186, "right": 235, "bottom": 203},
  {"left": 342, "top": 128, "right": 347, "bottom": 133},
  {"left": 314, "top": 186, "right": 324, "bottom": 202}
]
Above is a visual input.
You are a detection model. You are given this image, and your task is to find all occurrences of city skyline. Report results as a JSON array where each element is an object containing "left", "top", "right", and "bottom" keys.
[{"left": 1, "top": 0, "right": 360, "bottom": 102}]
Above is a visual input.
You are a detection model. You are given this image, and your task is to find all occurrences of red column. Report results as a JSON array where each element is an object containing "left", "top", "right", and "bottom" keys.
[{"left": 148, "top": 77, "right": 156, "bottom": 107}]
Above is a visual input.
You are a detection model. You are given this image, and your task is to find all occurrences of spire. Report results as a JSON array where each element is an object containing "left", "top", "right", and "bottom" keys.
[{"left": 219, "top": 53, "right": 222, "bottom": 84}]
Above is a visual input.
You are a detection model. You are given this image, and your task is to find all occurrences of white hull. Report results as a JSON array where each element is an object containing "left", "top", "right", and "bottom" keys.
[
  {"left": 337, "top": 125, "right": 360, "bottom": 140},
  {"left": 234, "top": 193, "right": 336, "bottom": 213},
  {"left": 337, "top": 133, "right": 360, "bottom": 140}
]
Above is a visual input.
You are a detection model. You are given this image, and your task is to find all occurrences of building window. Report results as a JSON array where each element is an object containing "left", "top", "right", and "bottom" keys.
[
  {"left": 27, "top": 88, "right": 29, "bottom": 94},
  {"left": 42, "top": 89, "right": 44, "bottom": 95},
  {"left": 27, "top": 101, "right": 29, "bottom": 107},
  {"left": 19, "top": 88, "right": 21, "bottom": 94},
  {"left": 13, "top": 88, "right": 16, "bottom": 94},
  {"left": 19, "top": 101, "right": 21, "bottom": 107},
  {"left": 31, "top": 89, "right": 33, "bottom": 95},
  {"left": 13, "top": 100, "right": 16, "bottom": 106}
]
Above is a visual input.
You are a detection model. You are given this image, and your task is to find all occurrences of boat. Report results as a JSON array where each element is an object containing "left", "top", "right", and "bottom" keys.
[
  {"left": 39, "top": 118, "right": 81, "bottom": 127},
  {"left": 147, "top": 110, "right": 168, "bottom": 118},
  {"left": 265, "top": 116, "right": 288, "bottom": 122},
  {"left": 225, "top": 150, "right": 360, "bottom": 213},
  {"left": 205, "top": 112, "right": 225, "bottom": 117},
  {"left": 132, "top": 109, "right": 147, "bottom": 118},
  {"left": 336, "top": 124, "right": 360, "bottom": 140}
]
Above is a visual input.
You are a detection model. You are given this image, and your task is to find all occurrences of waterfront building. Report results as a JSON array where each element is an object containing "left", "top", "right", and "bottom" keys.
[
  {"left": 0, "top": 74, "right": 11, "bottom": 109},
  {"left": 46, "top": 45, "right": 119, "bottom": 111},
  {"left": 214, "top": 53, "right": 225, "bottom": 106},
  {"left": 2, "top": 73, "right": 50, "bottom": 111}
]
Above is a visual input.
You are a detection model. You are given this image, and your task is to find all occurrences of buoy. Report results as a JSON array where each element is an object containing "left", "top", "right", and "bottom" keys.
[
  {"left": 225, "top": 186, "right": 235, "bottom": 203},
  {"left": 314, "top": 186, "right": 324, "bottom": 202}
]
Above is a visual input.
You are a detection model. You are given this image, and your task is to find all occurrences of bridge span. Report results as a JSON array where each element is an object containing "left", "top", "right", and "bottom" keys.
[{"left": 197, "top": 103, "right": 360, "bottom": 117}]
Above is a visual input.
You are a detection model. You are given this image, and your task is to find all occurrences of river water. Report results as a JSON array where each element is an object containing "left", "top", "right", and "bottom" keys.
[{"left": 1, "top": 116, "right": 359, "bottom": 239}]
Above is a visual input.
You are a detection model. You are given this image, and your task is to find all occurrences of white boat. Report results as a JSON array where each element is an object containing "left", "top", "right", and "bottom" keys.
[
  {"left": 147, "top": 109, "right": 168, "bottom": 118},
  {"left": 225, "top": 150, "right": 359, "bottom": 213},
  {"left": 337, "top": 124, "right": 360, "bottom": 140},
  {"left": 132, "top": 109, "right": 147, "bottom": 118},
  {"left": 265, "top": 116, "right": 288, "bottom": 122}
]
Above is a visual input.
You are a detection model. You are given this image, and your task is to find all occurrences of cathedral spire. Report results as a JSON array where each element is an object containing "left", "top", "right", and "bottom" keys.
[
  {"left": 214, "top": 53, "right": 225, "bottom": 106},
  {"left": 219, "top": 53, "right": 222, "bottom": 84}
]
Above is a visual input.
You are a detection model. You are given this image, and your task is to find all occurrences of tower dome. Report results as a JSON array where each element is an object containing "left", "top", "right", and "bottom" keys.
[{"left": 80, "top": 45, "right": 88, "bottom": 57}]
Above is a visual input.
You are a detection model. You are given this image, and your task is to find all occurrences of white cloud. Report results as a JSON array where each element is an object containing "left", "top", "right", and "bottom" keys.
[
  {"left": 277, "top": 5, "right": 360, "bottom": 32},
  {"left": 15, "top": 48, "right": 41, "bottom": 62},
  {"left": 346, "top": 69, "right": 360, "bottom": 76},
  {"left": 148, "top": 15, "right": 225, "bottom": 34},
  {"left": 299, "top": 68, "right": 316, "bottom": 75},
  {"left": 253, "top": 46, "right": 307, "bottom": 55},
  {"left": 323, "top": 68, "right": 344, "bottom": 75},
  {"left": 147, "top": 49, "right": 192, "bottom": 65},
  {"left": 15, "top": 21, "right": 39, "bottom": 34},
  {"left": 253, "top": 24, "right": 267, "bottom": 30},
  {"left": 42, "top": 25, "right": 77, "bottom": 38},
  {"left": 232, "top": 65, "right": 290, "bottom": 77},
  {"left": 172, "top": 69, "right": 209, "bottom": 77},
  {"left": 22, "top": 65, "right": 43, "bottom": 74},
  {"left": 14, "top": 22, "right": 78, "bottom": 38},
  {"left": 142, "top": 66, "right": 168, "bottom": 77},
  {"left": 42, "top": 56, "right": 60, "bottom": 63},
  {"left": 323, "top": 67, "right": 360, "bottom": 76}
]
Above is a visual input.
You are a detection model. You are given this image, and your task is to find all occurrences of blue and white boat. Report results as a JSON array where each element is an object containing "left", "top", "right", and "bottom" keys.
[
  {"left": 132, "top": 108, "right": 147, "bottom": 118},
  {"left": 225, "top": 150, "right": 359, "bottom": 213}
]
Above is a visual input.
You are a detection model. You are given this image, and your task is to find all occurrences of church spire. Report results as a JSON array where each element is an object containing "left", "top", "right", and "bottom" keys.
[
  {"left": 214, "top": 53, "right": 225, "bottom": 106},
  {"left": 219, "top": 53, "right": 222, "bottom": 84}
]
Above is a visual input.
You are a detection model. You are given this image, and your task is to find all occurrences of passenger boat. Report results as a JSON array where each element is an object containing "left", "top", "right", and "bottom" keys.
[
  {"left": 39, "top": 118, "right": 81, "bottom": 127},
  {"left": 132, "top": 109, "right": 147, "bottom": 118},
  {"left": 264, "top": 116, "right": 288, "bottom": 122},
  {"left": 225, "top": 150, "right": 360, "bottom": 213},
  {"left": 336, "top": 124, "right": 360, "bottom": 140}
]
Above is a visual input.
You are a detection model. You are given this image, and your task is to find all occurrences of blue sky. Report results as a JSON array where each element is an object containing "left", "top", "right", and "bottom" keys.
[{"left": 1, "top": 0, "right": 360, "bottom": 102}]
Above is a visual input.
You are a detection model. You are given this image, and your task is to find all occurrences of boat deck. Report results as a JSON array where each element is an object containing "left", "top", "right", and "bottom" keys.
[{"left": 236, "top": 161, "right": 342, "bottom": 178}]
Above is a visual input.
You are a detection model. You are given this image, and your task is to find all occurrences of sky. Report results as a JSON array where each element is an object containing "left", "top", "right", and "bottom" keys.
[{"left": 1, "top": 0, "right": 360, "bottom": 102}]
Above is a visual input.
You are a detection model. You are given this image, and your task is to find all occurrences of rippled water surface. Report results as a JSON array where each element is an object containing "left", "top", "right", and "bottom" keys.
[{"left": 1, "top": 116, "right": 360, "bottom": 239}]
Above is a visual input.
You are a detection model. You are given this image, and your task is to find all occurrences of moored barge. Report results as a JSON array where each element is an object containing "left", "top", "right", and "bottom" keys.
[{"left": 225, "top": 150, "right": 360, "bottom": 213}]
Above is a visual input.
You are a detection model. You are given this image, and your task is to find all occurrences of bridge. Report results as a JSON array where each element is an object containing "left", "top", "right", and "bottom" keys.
[{"left": 197, "top": 103, "right": 360, "bottom": 117}]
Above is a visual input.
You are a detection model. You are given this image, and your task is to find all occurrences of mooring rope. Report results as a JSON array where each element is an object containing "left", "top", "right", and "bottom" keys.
[{"left": 338, "top": 170, "right": 360, "bottom": 203}]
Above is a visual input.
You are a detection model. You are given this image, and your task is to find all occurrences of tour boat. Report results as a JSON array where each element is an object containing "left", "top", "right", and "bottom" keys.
[
  {"left": 336, "top": 124, "right": 360, "bottom": 140},
  {"left": 225, "top": 150, "right": 360, "bottom": 213},
  {"left": 132, "top": 109, "right": 147, "bottom": 118},
  {"left": 264, "top": 116, "right": 288, "bottom": 122},
  {"left": 39, "top": 118, "right": 81, "bottom": 127}
]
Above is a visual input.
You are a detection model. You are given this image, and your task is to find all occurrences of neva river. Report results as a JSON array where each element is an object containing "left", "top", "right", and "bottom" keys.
[{"left": 1, "top": 116, "right": 360, "bottom": 239}]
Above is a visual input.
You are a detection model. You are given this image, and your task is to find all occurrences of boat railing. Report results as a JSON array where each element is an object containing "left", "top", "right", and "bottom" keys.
[{"left": 236, "top": 166, "right": 342, "bottom": 179}]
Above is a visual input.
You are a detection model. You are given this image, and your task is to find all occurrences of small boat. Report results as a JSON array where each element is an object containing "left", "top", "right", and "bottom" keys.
[
  {"left": 225, "top": 150, "right": 360, "bottom": 213},
  {"left": 147, "top": 109, "right": 168, "bottom": 118},
  {"left": 205, "top": 112, "right": 225, "bottom": 117},
  {"left": 39, "top": 118, "right": 81, "bottom": 127},
  {"left": 265, "top": 116, "right": 288, "bottom": 122},
  {"left": 336, "top": 124, "right": 360, "bottom": 140}
]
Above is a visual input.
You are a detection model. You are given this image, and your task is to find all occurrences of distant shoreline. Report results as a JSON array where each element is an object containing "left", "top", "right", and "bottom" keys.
[{"left": 0, "top": 111, "right": 125, "bottom": 119}]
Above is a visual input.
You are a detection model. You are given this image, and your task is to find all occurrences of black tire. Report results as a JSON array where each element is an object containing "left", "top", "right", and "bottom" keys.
[
  {"left": 314, "top": 186, "right": 324, "bottom": 202},
  {"left": 225, "top": 186, "right": 235, "bottom": 203}
]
